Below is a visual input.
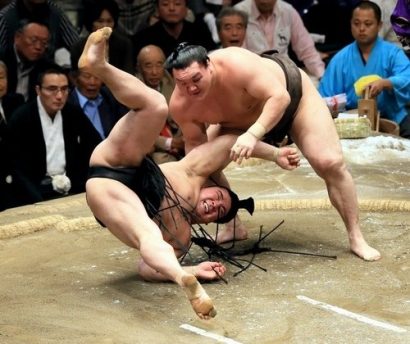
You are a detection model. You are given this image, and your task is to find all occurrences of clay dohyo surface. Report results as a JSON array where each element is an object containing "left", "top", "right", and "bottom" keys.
[{"left": 0, "top": 136, "right": 409, "bottom": 343}]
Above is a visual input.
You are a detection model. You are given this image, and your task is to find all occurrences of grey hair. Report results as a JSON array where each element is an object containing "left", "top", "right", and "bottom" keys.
[{"left": 216, "top": 7, "right": 248, "bottom": 32}]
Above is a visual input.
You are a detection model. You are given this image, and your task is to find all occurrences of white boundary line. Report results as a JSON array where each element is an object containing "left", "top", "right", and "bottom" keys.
[
  {"left": 180, "top": 324, "right": 243, "bottom": 344},
  {"left": 297, "top": 295, "right": 407, "bottom": 333}
]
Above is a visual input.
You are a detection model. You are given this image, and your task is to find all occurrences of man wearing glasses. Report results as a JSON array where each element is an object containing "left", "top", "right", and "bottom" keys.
[
  {"left": 0, "top": 19, "right": 52, "bottom": 101},
  {"left": 6, "top": 65, "right": 101, "bottom": 207}
]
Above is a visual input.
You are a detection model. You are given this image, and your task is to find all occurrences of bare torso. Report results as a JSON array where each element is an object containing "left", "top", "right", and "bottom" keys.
[
  {"left": 88, "top": 109, "right": 202, "bottom": 256},
  {"left": 170, "top": 47, "right": 324, "bottom": 144},
  {"left": 157, "top": 162, "right": 200, "bottom": 256},
  {"left": 171, "top": 48, "right": 285, "bottom": 130}
]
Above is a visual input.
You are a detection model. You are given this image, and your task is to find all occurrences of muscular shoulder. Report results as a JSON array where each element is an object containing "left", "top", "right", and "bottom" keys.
[
  {"left": 211, "top": 48, "right": 266, "bottom": 81},
  {"left": 210, "top": 47, "right": 256, "bottom": 65}
]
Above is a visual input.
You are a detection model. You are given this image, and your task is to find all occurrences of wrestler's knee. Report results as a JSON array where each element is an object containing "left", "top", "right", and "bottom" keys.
[
  {"left": 311, "top": 154, "right": 346, "bottom": 179},
  {"left": 148, "top": 93, "right": 168, "bottom": 120}
]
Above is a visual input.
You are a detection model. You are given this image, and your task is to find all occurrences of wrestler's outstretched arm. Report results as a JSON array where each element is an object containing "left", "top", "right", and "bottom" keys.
[{"left": 184, "top": 134, "right": 299, "bottom": 183}]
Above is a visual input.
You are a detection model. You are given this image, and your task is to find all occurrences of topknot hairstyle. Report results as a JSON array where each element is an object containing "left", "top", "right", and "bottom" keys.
[
  {"left": 215, "top": 187, "right": 254, "bottom": 224},
  {"left": 164, "top": 42, "right": 209, "bottom": 70}
]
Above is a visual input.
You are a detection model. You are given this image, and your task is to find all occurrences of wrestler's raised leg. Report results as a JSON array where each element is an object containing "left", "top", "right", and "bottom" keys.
[
  {"left": 87, "top": 180, "right": 216, "bottom": 319},
  {"left": 78, "top": 27, "right": 111, "bottom": 70},
  {"left": 137, "top": 232, "right": 216, "bottom": 319},
  {"left": 79, "top": 27, "right": 167, "bottom": 159},
  {"left": 78, "top": 27, "right": 163, "bottom": 110}
]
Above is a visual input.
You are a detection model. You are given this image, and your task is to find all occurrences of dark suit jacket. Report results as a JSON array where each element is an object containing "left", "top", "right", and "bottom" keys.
[
  {"left": 0, "top": 93, "right": 24, "bottom": 211},
  {"left": 0, "top": 47, "right": 53, "bottom": 102},
  {"left": 67, "top": 86, "right": 128, "bottom": 139},
  {"left": 0, "top": 93, "right": 25, "bottom": 173},
  {"left": 0, "top": 0, "right": 80, "bottom": 59},
  {"left": 133, "top": 19, "right": 218, "bottom": 58},
  {"left": 7, "top": 100, "right": 101, "bottom": 206}
]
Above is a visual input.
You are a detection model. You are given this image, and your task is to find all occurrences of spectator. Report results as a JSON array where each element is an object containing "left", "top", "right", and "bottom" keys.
[
  {"left": 234, "top": 0, "right": 325, "bottom": 78},
  {"left": 134, "top": 0, "right": 218, "bottom": 58},
  {"left": 0, "top": 0, "right": 80, "bottom": 59},
  {"left": 67, "top": 67, "right": 128, "bottom": 141},
  {"left": 0, "top": 60, "right": 24, "bottom": 211},
  {"left": 370, "top": 0, "right": 401, "bottom": 46},
  {"left": 113, "top": 0, "right": 156, "bottom": 39},
  {"left": 136, "top": 44, "right": 184, "bottom": 163},
  {"left": 216, "top": 6, "right": 248, "bottom": 48},
  {"left": 187, "top": 0, "right": 221, "bottom": 43},
  {"left": 0, "top": 19, "right": 52, "bottom": 101},
  {"left": 71, "top": 0, "right": 134, "bottom": 75},
  {"left": 318, "top": 1, "right": 410, "bottom": 138},
  {"left": 7, "top": 65, "right": 101, "bottom": 207}
]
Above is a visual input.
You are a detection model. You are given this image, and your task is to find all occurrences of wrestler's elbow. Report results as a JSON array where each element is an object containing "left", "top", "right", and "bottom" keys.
[{"left": 278, "top": 89, "right": 291, "bottom": 108}]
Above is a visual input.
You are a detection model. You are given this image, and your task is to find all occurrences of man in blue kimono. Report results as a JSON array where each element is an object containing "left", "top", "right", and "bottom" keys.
[{"left": 319, "top": 1, "right": 410, "bottom": 138}]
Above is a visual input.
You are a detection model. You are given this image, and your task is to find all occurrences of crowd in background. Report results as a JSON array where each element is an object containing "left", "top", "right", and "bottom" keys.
[{"left": 0, "top": 0, "right": 409, "bottom": 211}]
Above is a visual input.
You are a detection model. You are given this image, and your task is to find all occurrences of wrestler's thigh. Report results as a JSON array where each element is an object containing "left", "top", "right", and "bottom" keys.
[
  {"left": 291, "top": 95, "right": 342, "bottom": 162},
  {"left": 108, "top": 108, "right": 167, "bottom": 158},
  {"left": 86, "top": 178, "right": 162, "bottom": 245}
]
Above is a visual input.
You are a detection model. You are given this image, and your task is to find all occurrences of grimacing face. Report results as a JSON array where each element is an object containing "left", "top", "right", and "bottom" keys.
[
  {"left": 194, "top": 186, "right": 232, "bottom": 224},
  {"left": 173, "top": 61, "right": 212, "bottom": 99}
]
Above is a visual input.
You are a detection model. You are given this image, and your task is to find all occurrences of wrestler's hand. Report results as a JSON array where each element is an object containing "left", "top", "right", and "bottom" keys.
[
  {"left": 230, "top": 132, "right": 259, "bottom": 164},
  {"left": 194, "top": 261, "right": 226, "bottom": 281},
  {"left": 276, "top": 146, "right": 301, "bottom": 170}
]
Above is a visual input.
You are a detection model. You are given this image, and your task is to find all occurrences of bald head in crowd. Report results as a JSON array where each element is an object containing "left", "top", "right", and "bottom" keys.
[{"left": 136, "top": 45, "right": 167, "bottom": 90}]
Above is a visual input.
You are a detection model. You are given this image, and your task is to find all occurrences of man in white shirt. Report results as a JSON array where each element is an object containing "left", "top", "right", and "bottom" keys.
[
  {"left": 7, "top": 65, "right": 100, "bottom": 206},
  {"left": 234, "top": 0, "right": 325, "bottom": 78}
]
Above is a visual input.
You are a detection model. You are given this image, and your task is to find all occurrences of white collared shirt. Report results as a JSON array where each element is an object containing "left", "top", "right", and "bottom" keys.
[
  {"left": 234, "top": 0, "right": 325, "bottom": 78},
  {"left": 37, "top": 96, "right": 66, "bottom": 176}
]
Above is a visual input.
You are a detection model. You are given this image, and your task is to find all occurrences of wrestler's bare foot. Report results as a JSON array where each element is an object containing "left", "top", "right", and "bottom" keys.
[
  {"left": 182, "top": 274, "right": 216, "bottom": 320},
  {"left": 78, "top": 27, "right": 112, "bottom": 70},
  {"left": 215, "top": 220, "right": 248, "bottom": 244},
  {"left": 350, "top": 236, "right": 381, "bottom": 261}
]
